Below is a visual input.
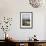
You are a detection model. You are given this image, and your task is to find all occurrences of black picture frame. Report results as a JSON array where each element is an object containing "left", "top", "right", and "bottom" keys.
[{"left": 20, "top": 12, "right": 33, "bottom": 29}]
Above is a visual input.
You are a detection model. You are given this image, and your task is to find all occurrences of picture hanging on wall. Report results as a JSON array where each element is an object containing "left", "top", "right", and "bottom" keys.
[{"left": 20, "top": 12, "right": 33, "bottom": 29}]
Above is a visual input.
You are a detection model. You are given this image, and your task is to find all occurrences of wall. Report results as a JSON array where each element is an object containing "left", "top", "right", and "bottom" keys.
[{"left": 0, "top": 0, "right": 46, "bottom": 40}]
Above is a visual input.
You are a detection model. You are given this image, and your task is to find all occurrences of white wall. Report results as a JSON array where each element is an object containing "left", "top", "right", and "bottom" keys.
[{"left": 0, "top": 0, "right": 46, "bottom": 40}]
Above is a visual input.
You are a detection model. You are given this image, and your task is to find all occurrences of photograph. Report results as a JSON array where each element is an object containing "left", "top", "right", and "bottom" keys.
[{"left": 20, "top": 12, "right": 33, "bottom": 29}]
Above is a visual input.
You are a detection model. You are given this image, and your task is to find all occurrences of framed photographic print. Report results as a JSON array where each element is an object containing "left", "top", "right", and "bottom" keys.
[{"left": 20, "top": 12, "right": 33, "bottom": 29}]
